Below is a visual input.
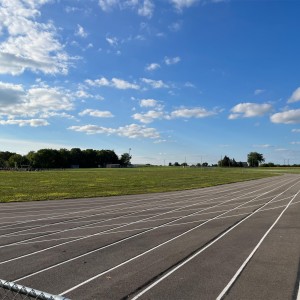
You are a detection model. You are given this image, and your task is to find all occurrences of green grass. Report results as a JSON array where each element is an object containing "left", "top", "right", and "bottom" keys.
[{"left": 0, "top": 167, "right": 296, "bottom": 203}]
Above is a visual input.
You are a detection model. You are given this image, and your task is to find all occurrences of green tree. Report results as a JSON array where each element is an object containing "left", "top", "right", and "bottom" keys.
[
  {"left": 247, "top": 152, "right": 265, "bottom": 167},
  {"left": 8, "top": 154, "right": 25, "bottom": 168},
  {"left": 97, "top": 150, "right": 119, "bottom": 167},
  {"left": 119, "top": 152, "right": 132, "bottom": 167},
  {"left": 33, "top": 149, "right": 61, "bottom": 168},
  {"left": 218, "top": 155, "right": 231, "bottom": 167}
]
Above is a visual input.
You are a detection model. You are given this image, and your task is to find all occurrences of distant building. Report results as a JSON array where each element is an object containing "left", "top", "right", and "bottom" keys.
[
  {"left": 71, "top": 165, "right": 80, "bottom": 168},
  {"left": 106, "top": 164, "right": 120, "bottom": 168},
  {"left": 242, "top": 162, "right": 248, "bottom": 167}
]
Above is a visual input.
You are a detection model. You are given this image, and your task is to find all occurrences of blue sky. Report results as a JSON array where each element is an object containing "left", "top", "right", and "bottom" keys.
[{"left": 0, "top": 0, "right": 300, "bottom": 165}]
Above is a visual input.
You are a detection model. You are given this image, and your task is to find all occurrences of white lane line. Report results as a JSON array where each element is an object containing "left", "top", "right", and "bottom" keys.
[
  {"left": 0, "top": 187, "right": 207, "bottom": 225},
  {"left": 0, "top": 185, "right": 243, "bottom": 248},
  {"left": 3, "top": 191, "right": 278, "bottom": 238},
  {"left": 0, "top": 184, "right": 253, "bottom": 260},
  {"left": 297, "top": 281, "right": 300, "bottom": 300},
  {"left": 127, "top": 184, "right": 300, "bottom": 300},
  {"left": 0, "top": 186, "right": 209, "bottom": 213},
  {"left": 0, "top": 177, "right": 272, "bottom": 248},
  {"left": 216, "top": 189, "right": 300, "bottom": 300},
  {"left": 12, "top": 178, "right": 289, "bottom": 282},
  {"left": 0, "top": 187, "right": 219, "bottom": 239},
  {"left": 59, "top": 179, "right": 300, "bottom": 297},
  {"left": 2, "top": 176, "right": 291, "bottom": 238},
  {"left": 0, "top": 179, "right": 246, "bottom": 234},
  {"left": 11, "top": 200, "right": 300, "bottom": 247},
  {"left": 1, "top": 191, "right": 270, "bottom": 240}
]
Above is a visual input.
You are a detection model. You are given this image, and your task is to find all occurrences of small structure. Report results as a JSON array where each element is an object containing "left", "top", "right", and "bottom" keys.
[{"left": 106, "top": 164, "right": 120, "bottom": 168}]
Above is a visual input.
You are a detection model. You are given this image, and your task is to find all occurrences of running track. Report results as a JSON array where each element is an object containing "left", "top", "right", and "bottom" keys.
[{"left": 0, "top": 174, "right": 300, "bottom": 300}]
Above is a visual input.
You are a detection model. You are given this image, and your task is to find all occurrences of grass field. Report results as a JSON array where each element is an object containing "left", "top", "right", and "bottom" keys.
[{"left": 1, "top": 167, "right": 296, "bottom": 203}]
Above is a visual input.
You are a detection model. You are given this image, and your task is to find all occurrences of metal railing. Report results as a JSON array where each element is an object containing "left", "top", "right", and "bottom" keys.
[{"left": 0, "top": 279, "right": 70, "bottom": 300}]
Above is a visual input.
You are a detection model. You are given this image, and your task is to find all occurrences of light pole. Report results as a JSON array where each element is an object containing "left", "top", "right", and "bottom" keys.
[{"left": 129, "top": 148, "right": 131, "bottom": 156}]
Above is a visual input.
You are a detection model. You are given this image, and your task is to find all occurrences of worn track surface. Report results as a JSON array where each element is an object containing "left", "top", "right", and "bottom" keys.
[{"left": 1, "top": 174, "right": 300, "bottom": 300}]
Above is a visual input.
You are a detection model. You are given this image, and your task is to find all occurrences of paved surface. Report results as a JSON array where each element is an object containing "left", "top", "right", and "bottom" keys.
[{"left": 0, "top": 174, "right": 300, "bottom": 300}]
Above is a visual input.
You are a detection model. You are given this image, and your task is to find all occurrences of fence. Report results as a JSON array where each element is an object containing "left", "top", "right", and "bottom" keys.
[{"left": 0, "top": 279, "right": 70, "bottom": 300}]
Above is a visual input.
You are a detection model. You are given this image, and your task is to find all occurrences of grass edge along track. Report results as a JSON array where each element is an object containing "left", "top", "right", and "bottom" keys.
[{"left": 1, "top": 167, "right": 296, "bottom": 203}]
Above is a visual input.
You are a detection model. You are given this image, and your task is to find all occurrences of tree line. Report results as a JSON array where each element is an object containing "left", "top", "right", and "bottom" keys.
[
  {"left": 0, "top": 148, "right": 132, "bottom": 169},
  {"left": 169, "top": 152, "right": 266, "bottom": 168},
  {"left": 217, "top": 152, "right": 265, "bottom": 167}
]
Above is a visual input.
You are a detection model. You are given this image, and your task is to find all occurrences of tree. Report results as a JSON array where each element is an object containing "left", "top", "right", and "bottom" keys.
[
  {"left": 218, "top": 155, "right": 231, "bottom": 167},
  {"left": 119, "top": 153, "right": 132, "bottom": 167},
  {"left": 70, "top": 148, "right": 82, "bottom": 166},
  {"left": 0, "top": 151, "right": 14, "bottom": 168},
  {"left": 247, "top": 152, "right": 265, "bottom": 167},
  {"left": 97, "top": 150, "right": 119, "bottom": 167},
  {"left": 33, "top": 149, "right": 61, "bottom": 168},
  {"left": 8, "top": 154, "right": 24, "bottom": 168}
]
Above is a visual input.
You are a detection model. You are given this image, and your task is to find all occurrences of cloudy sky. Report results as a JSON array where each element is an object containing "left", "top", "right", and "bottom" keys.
[{"left": 0, "top": 0, "right": 300, "bottom": 165}]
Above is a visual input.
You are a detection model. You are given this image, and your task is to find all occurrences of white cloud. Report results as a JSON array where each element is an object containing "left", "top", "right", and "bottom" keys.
[
  {"left": 65, "top": 6, "right": 80, "bottom": 13},
  {"left": 170, "top": 107, "right": 217, "bottom": 119},
  {"left": 40, "top": 112, "right": 76, "bottom": 120},
  {"left": 76, "top": 90, "right": 93, "bottom": 98},
  {"left": 75, "top": 24, "right": 88, "bottom": 38},
  {"left": 25, "top": 87, "right": 73, "bottom": 114},
  {"left": 98, "top": 0, "right": 154, "bottom": 18},
  {"left": 164, "top": 56, "right": 181, "bottom": 65},
  {"left": 69, "top": 123, "right": 160, "bottom": 139},
  {"left": 291, "top": 141, "right": 300, "bottom": 145},
  {"left": 0, "top": 119, "right": 49, "bottom": 127},
  {"left": 145, "top": 63, "right": 160, "bottom": 71},
  {"left": 138, "top": 0, "right": 154, "bottom": 18},
  {"left": 153, "top": 139, "right": 167, "bottom": 144},
  {"left": 0, "top": 81, "right": 25, "bottom": 106},
  {"left": 132, "top": 110, "right": 164, "bottom": 123},
  {"left": 169, "top": 21, "right": 182, "bottom": 32},
  {"left": 86, "top": 77, "right": 110, "bottom": 87},
  {"left": 288, "top": 87, "right": 300, "bottom": 103},
  {"left": 170, "top": 0, "right": 199, "bottom": 11},
  {"left": 270, "top": 109, "right": 300, "bottom": 124},
  {"left": 111, "top": 78, "right": 140, "bottom": 90},
  {"left": 75, "top": 90, "right": 104, "bottom": 101},
  {"left": 170, "top": 0, "right": 224, "bottom": 11},
  {"left": 229, "top": 103, "right": 273, "bottom": 119},
  {"left": 79, "top": 109, "right": 114, "bottom": 118},
  {"left": 254, "top": 89, "right": 265, "bottom": 96},
  {"left": 98, "top": 0, "right": 119, "bottom": 11},
  {"left": 86, "top": 77, "right": 140, "bottom": 90},
  {"left": 292, "top": 129, "right": 300, "bottom": 133},
  {"left": 184, "top": 82, "right": 195, "bottom": 88},
  {"left": 141, "top": 78, "right": 169, "bottom": 89},
  {"left": 133, "top": 105, "right": 217, "bottom": 123},
  {"left": 252, "top": 144, "right": 272, "bottom": 148},
  {"left": 140, "top": 99, "right": 158, "bottom": 107},
  {"left": 0, "top": 0, "right": 71, "bottom": 75},
  {"left": 275, "top": 148, "right": 288, "bottom": 152},
  {"left": 106, "top": 36, "right": 118, "bottom": 46},
  {"left": 0, "top": 81, "right": 74, "bottom": 119}
]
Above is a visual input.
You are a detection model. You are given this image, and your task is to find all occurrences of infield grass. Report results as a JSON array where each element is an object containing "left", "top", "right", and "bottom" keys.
[{"left": 0, "top": 166, "right": 292, "bottom": 203}]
